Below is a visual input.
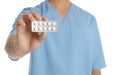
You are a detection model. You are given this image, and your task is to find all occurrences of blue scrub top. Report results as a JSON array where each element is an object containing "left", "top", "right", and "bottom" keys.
[{"left": 10, "top": 0, "right": 106, "bottom": 75}]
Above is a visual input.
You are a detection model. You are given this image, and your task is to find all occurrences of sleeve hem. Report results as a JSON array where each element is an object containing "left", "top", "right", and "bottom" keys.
[{"left": 92, "top": 65, "right": 106, "bottom": 70}]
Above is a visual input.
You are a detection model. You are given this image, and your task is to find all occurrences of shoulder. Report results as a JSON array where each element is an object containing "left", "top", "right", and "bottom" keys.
[
  {"left": 73, "top": 4, "right": 96, "bottom": 24},
  {"left": 72, "top": 4, "right": 96, "bottom": 20},
  {"left": 71, "top": 3, "right": 97, "bottom": 28}
]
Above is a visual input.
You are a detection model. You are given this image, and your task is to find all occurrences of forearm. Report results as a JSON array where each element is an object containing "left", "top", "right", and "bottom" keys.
[
  {"left": 5, "top": 35, "right": 26, "bottom": 59},
  {"left": 92, "top": 70, "right": 101, "bottom": 75}
]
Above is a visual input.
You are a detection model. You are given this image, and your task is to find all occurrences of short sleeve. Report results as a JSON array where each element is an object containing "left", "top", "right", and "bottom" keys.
[
  {"left": 10, "top": 7, "right": 32, "bottom": 35},
  {"left": 91, "top": 17, "right": 106, "bottom": 70}
]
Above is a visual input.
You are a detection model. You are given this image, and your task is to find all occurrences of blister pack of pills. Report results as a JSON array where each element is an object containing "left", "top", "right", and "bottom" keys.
[{"left": 31, "top": 21, "right": 58, "bottom": 32}]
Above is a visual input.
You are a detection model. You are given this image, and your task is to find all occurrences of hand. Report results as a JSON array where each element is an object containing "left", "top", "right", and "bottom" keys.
[{"left": 15, "top": 12, "right": 47, "bottom": 56}]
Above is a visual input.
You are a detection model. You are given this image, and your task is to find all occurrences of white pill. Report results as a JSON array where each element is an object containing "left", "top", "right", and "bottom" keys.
[
  {"left": 48, "top": 22, "right": 52, "bottom": 26},
  {"left": 43, "top": 22, "right": 47, "bottom": 26},
  {"left": 52, "top": 22, "right": 56, "bottom": 26},
  {"left": 38, "top": 22, "right": 43, "bottom": 26},
  {"left": 33, "top": 27, "right": 38, "bottom": 31},
  {"left": 52, "top": 27, "right": 56, "bottom": 31},
  {"left": 33, "top": 21, "right": 38, "bottom": 26},
  {"left": 38, "top": 27, "right": 43, "bottom": 31},
  {"left": 48, "top": 27, "right": 52, "bottom": 31},
  {"left": 43, "top": 27, "right": 47, "bottom": 31}
]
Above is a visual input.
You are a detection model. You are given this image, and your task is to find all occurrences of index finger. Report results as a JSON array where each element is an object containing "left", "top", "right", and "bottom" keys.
[{"left": 31, "top": 12, "right": 42, "bottom": 21}]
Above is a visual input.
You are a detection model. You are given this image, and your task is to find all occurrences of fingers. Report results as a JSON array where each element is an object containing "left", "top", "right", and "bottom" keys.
[
  {"left": 22, "top": 12, "right": 48, "bottom": 27},
  {"left": 23, "top": 12, "right": 42, "bottom": 25},
  {"left": 31, "top": 12, "right": 42, "bottom": 21},
  {"left": 35, "top": 17, "right": 48, "bottom": 35},
  {"left": 23, "top": 13, "right": 35, "bottom": 24},
  {"left": 16, "top": 19, "right": 26, "bottom": 33},
  {"left": 42, "top": 17, "right": 48, "bottom": 21},
  {"left": 30, "top": 12, "right": 43, "bottom": 35},
  {"left": 16, "top": 19, "right": 26, "bottom": 27}
]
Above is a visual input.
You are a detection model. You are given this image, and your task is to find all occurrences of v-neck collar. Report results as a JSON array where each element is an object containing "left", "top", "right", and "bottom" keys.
[{"left": 46, "top": 0, "right": 73, "bottom": 23}]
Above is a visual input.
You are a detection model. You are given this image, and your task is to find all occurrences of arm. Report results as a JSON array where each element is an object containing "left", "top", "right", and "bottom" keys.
[
  {"left": 92, "top": 70, "right": 101, "bottom": 75},
  {"left": 5, "top": 35, "right": 25, "bottom": 59}
]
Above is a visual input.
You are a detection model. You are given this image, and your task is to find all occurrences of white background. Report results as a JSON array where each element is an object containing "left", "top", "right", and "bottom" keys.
[{"left": 0, "top": 0, "right": 120, "bottom": 75}]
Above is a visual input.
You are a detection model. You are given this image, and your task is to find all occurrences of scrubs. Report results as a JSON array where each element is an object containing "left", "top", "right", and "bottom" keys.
[{"left": 10, "top": 0, "right": 106, "bottom": 75}]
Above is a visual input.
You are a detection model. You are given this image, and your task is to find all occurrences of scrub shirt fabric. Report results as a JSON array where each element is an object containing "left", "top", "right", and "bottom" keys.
[{"left": 10, "top": 0, "right": 106, "bottom": 75}]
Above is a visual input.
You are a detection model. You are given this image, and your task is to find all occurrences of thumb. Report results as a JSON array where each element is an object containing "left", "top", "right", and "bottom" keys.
[
  {"left": 37, "top": 32, "right": 47, "bottom": 43},
  {"left": 16, "top": 19, "right": 26, "bottom": 34}
]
